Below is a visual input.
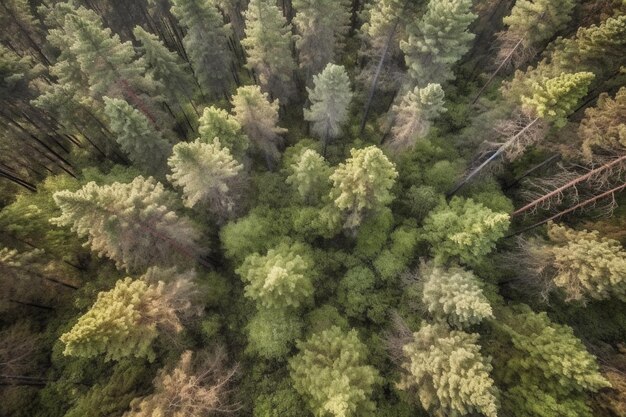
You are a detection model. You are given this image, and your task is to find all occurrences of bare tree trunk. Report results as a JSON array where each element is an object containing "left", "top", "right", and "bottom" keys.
[{"left": 504, "top": 153, "right": 560, "bottom": 190}]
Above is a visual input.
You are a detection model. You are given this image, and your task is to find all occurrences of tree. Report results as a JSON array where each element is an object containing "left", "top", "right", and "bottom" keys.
[
  {"left": 524, "top": 222, "right": 626, "bottom": 302},
  {"left": 242, "top": 0, "right": 296, "bottom": 104},
  {"left": 198, "top": 105, "right": 250, "bottom": 159},
  {"left": 303, "top": 64, "right": 353, "bottom": 155},
  {"left": 231, "top": 85, "right": 286, "bottom": 168},
  {"left": 292, "top": 0, "right": 351, "bottom": 80},
  {"left": 124, "top": 349, "right": 238, "bottom": 416},
  {"left": 398, "top": 323, "right": 498, "bottom": 417},
  {"left": 236, "top": 242, "right": 314, "bottom": 310},
  {"left": 421, "top": 263, "right": 493, "bottom": 328},
  {"left": 103, "top": 96, "right": 171, "bottom": 175},
  {"left": 246, "top": 309, "right": 303, "bottom": 359},
  {"left": 422, "top": 197, "right": 510, "bottom": 266},
  {"left": 51, "top": 176, "right": 202, "bottom": 272},
  {"left": 579, "top": 87, "right": 626, "bottom": 162},
  {"left": 60, "top": 268, "right": 199, "bottom": 362},
  {"left": 289, "top": 326, "right": 380, "bottom": 417},
  {"left": 387, "top": 83, "right": 446, "bottom": 152},
  {"left": 401, "top": 0, "right": 476, "bottom": 87},
  {"left": 170, "top": 0, "right": 232, "bottom": 98},
  {"left": 286, "top": 149, "right": 331, "bottom": 204},
  {"left": 168, "top": 138, "right": 244, "bottom": 219},
  {"left": 329, "top": 146, "right": 398, "bottom": 229}
]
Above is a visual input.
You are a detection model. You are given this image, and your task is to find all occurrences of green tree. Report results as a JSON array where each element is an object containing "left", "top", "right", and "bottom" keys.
[
  {"left": 303, "top": 64, "right": 353, "bottom": 155},
  {"left": 398, "top": 323, "right": 498, "bottom": 417},
  {"left": 286, "top": 149, "right": 331, "bottom": 204},
  {"left": 290, "top": 326, "right": 380, "bottom": 417},
  {"left": 292, "top": 0, "right": 351, "bottom": 80},
  {"left": 103, "top": 96, "right": 171, "bottom": 175},
  {"left": 198, "top": 105, "right": 250, "bottom": 159},
  {"left": 231, "top": 85, "right": 286, "bottom": 168},
  {"left": 246, "top": 309, "right": 303, "bottom": 359},
  {"left": 422, "top": 197, "right": 510, "bottom": 266},
  {"left": 387, "top": 83, "right": 446, "bottom": 152},
  {"left": 167, "top": 138, "right": 244, "bottom": 219},
  {"left": 579, "top": 87, "right": 626, "bottom": 161},
  {"left": 51, "top": 176, "right": 202, "bottom": 272},
  {"left": 329, "top": 146, "right": 398, "bottom": 229},
  {"left": 170, "top": 0, "right": 232, "bottom": 98},
  {"left": 401, "top": 0, "right": 476, "bottom": 86},
  {"left": 242, "top": 0, "right": 296, "bottom": 104},
  {"left": 60, "top": 268, "right": 198, "bottom": 361},
  {"left": 236, "top": 242, "right": 314, "bottom": 310},
  {"left": 421, "top": 263, "right": 493, "bottom": 328}
]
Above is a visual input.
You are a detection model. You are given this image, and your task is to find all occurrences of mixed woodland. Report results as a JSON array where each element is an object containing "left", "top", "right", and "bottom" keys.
[{"left": 0, "top": 0, "right": 626, "bottom": 416}]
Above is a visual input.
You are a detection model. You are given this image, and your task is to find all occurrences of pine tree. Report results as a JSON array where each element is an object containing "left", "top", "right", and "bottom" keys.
[
  {"left": 242, "top": 0, "right": 296, "bottom": 104},
  {"left": 289, "top": 326, "right": 380, "bottom": 417},
  {"left": 236, "top": 242, "right": 314, "bottom": 310},
  {"left": 170, "top": 0, "right": 232, "bottom": 98},
  {"left": 422, "top": 263, "right": 493, "bottom": 328},
  {"left": 387, "top": 83, "right": 446, "bottom": 152},
  {"left": 401, "top": 0, "right": 476, "bottom": 86},
  {"left": 231, "top": 85, "right": 286, "bottom": 168},
  {"left": 51, "top": 176, "right": 202, "bottom": 272},
  {"left": 579, "top": 87, "right": 626, "bottom": 161},
  {"left": 329, "top": 146, "right": 398, "bottom": 229},
  {"left": 292, "top": 0, "right": 351, "bottom": 80},
  {"left": 303, "top": 64, "right": 353, "bottom": 155},
  {"left": 398, "top": 323, "right": 498, "bottom": 417},
  {"left": 103, "top": 96, "right": 171, "bottom": 175},
  {"left": 198, "top": 106, "right": 250, "bottom": 159},
  {"left": 286, "top": 149, "right": 331, "bottom": 204},
  {"left": 60, "top": 268, "right": 199, "bottom": 361},
  {"left": 422, "top": 197, "right": 510, "bottom": 266},
  {"left": 167, "top": 138, "right": 244, "bottom": 219}
]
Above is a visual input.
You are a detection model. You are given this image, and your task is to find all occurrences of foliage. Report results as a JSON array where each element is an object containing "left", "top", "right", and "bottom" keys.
[
  {"left": 579, "top": 87, "right": 626, "bottom": 161},
  {"left": 286, "top": 149, "right": 332, "bottom": 204},
  {"left": 198, "top": 105, "right": 250, "bottom": 158}
]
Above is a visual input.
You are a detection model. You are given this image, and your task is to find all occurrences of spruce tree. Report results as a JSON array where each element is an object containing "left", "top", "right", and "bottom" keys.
[
  {"left": 198, "top": 106, "right": 250, "bottom": 159},
  {"left": 231, "top": 85, "right": 286, "bottom": 168},
  {"left": 329, "top": 146, "right": 398, "bottom": 229},
  {"left": 103, "top": 96, "right": 171, "bottom": 175},
  {"left": 286, "top": 149, "right": 332, "bottom": 204},
  {"left": 401, "top": 0, "right": 476, "bottom": 86},
  {"left": 387, "top": 83, "right": 446, "bottom": 152},
  {"left": 422, "top": 264, "right": 493, "bottom": 328},
  {"left": 60, "top": 268, "right": 198, "bottom": 362},
  {"left": 51, "top": 176, "right": 202, "bottom": 272},
  {"left": 170, "top": 0, "right": 232, "bottom": 98},
  {"left": 398, "top": 324, "right": 498, "bottom": 417},
  {"left": 292, "top": 0, "right": 351, "bottom": 80},
  {"left": 167, "top": 138, "right": 244, "bottom": 219},
  {"left": 422, "top": 197, "right": 510, "bottom": 266},
  {"left": 242, "top": 0, "right": 296, "bottom": 104},
  {"left": 289, "top": 326, "right": 380, "bottom": 417},
  {"left": 303, "top": 64, "right": 353, "bottom": 155}
]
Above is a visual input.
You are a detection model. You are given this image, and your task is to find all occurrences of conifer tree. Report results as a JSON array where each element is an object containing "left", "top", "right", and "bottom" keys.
[
  {"left": 422, "top": 264, "right": 493, "bottom": 328},
  {"left": 198, "top": 106, "right": 250, "bottom": 159},
  {"left": 526, "top": 222, "right": 626, "bottom": 302},
  {"left": 51, "top": 176, "right": 202, "bottom": 272},
  {"left": 401, "top": 0, "right": 476, "bottom": 86},
  {"left": 103, "top": 96, "right": 171, "bottom": 175},
  {"left": 398, "top": 324, "right": 498, "bottom": 417},
  {"left": 60, "top": 268, "right": 199, "bottom": 362},
  {"left": 170, "top": 0, "right": 232, "bottom": 98},
  {"left": 242, "top": 0, "right": 296, "bottom": 105},
  {"left": 236, "top": 242, "right": 314, "bottom": 310},
  {"left": 422, "top": 197, "right": 510, "bottom": 266},
  {"left": 329, "top": 146, "right": 398, "bottom": 229},
  {"left": 292, "top": 0, "right": 351, "bottom": 80},
  {"left": 286, "top": 149, "right": 331, "bottom": 204},
  {"left": 168, "top": 138, "right": 244, "bottom": 219},
  {"left": 246, "top": 308, "right": 303, "bottom": 359},
  {"left": 231, "top": 85, "right": 286, "bottom": 168},
  {"left": 290, "top": 326, "right": 380, "bottom": 417},
  {"left": 303, "top": 64, "right": 353, "bottom": 155},
  {"left": 579, "top": 87, "right": 626, "bottom": 161},
  {"left": 387, "top": 83, "right": 446, "bottom": 152}
]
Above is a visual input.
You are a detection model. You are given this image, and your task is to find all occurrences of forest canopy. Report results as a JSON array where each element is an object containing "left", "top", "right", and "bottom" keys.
[{"left": 0, "top": 0, "right": 625, "bottom": 417}]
